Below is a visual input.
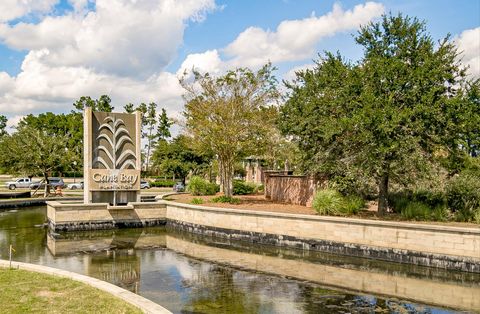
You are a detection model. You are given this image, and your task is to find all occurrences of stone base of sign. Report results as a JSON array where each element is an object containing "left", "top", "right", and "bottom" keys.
[{"left": 47, "top": 201, "right": 166, "bottom": 231}]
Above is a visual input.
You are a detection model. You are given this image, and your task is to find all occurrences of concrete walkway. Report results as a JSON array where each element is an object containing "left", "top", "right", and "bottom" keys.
[{"left": 0, "top": 260, "right": 171, "bottom": 314}]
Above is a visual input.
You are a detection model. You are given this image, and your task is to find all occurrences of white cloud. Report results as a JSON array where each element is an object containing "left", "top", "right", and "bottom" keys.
[
  {"left": 178, "top": 2, "right": 384, "bottom": 78},
  {"left": 0, "top": 0, "right": 216, "bottom": 123},
  {"left": 0, "top": 0, "right": 216, "bottom": 78},
  {"left": 0, "top": 0, "right": 58, "bottom": 22},
  {"left": 223, "top": 2, "right": 384, "bottom": 68},
  {"left": 0, "top": 15, "right": 78, "bottom": 51},
  {"left": 0, "top": 52, "right": 185, "bottom": 117},
  {"left": 177, "top": 49, "right": 223, "bottom": 77},
  {"left": 456, "top": 27, "right": 480, "bottom": 78},
  {"left": 6, "top": 115, "right": 24, "bottom": 131},
  {"left": 282, "top": 63, "right": 315, "bottom": 82},
  {"left": 69, "top": 0, "right": 90, "bottom": 12},
  {"left": 0, "top": 71, "right": 14, "bottom": 95}
]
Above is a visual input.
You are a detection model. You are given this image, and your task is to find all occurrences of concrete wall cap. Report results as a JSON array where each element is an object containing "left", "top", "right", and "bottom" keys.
[
  {"left": 107, "top": 204, "right": 134, "bottom": 210},
  {"left": 130, "top": 201, "right": 166, "bottom": 208},
  {"left": 156, "top": 192, "right": 186, "bottom": 201},
  {"left": 2, "top": 197, "right": 81, "bottom": 205},
  {"left": 163, "top": 200, "right": 480, "bottom": 235},
  {"left": 47, "top": 201, "right": 109, "bottom": 207}
]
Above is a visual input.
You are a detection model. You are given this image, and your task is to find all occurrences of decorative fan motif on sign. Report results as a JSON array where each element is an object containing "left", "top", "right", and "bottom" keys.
[{"left": 93, "top": 116, "right": 136, "bottom": 169}]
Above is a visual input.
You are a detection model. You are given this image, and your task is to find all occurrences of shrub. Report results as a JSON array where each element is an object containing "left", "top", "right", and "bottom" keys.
[
  {"left": 454, "top": 210, "right": 471, "bottom": 222},
  {"left": 233, "top": 180, "right": 256, "bottom": 195},
  {"left": 446, "top": 173, "right": 480, "bottom": 222},
  {"left": 431, "top": 205, "right": 449, "bottom": 222},
  {"left": 474, "top": 209, "right": 480, "bottom": 224},
  {"left": 399, "top": 201, "right": 449, "bottom": 221},
  {"left": 256, "top": 184, "right": 264, "bottom": 192},
  {"left": 388, "top": 192, "right": 411, "bottom": 213},
  {"left": 462, "top": 156, "right": 480, "bottom": 175},
  {"left": 401, "top": 202, "right": 431, "bottom": 220},
  {"left": 187, "top": 176, "right": 219, "bottom": 196},
  {"left": 212, "top": 195, "right": 241, "bottom": 204},
  {"left": 412, "top": 189, "right": 446, "bottom": 209},
  {"left": 312, "top": 189, "right": 344, "bottom": 216},
  {"left": 150, "top": 179, "right": 176, "bottom": 187},
  {"left": 313, "top": 190, "right": 366, "bottom": 216},
  {"left": 191, "top": 198, "right": 203, "bottom": 204},
  {"left": 342, "top": 195, "right": 366, "bottom": 215},
  {"left": 389, "top": 190, "right": 447, "bottom": 216}
]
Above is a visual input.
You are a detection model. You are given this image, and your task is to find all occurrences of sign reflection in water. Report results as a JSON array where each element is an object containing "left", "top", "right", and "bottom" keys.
[
  {"left": 1, "top": 206, "right": 479, "bottom": 313},
  {"left": 86, "top": 252, "right": 141, "bottom": 293}
]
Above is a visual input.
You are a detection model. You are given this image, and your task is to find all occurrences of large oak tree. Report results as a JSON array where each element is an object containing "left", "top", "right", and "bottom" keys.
[{"left": 279, "top": 14, "right": 467, "bottom": 214}]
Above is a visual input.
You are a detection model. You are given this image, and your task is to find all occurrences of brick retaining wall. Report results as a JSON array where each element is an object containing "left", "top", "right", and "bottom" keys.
[{"left": 264, "top": 174, "right": 323, "bottom": 206}]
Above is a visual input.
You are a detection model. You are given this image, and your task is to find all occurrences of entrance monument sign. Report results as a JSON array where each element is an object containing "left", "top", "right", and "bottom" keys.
[
  {"left": 47, "top": 106, "right": 166, "bottom": 231},
  {"left": 84, "top": 107, "right": 142, "bottom": 205}
]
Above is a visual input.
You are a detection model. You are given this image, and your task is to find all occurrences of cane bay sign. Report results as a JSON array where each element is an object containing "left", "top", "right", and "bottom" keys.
[
  {"left": 84, "top": 108, "right": 142, "bottom": 203},
  {"left": 90, "top": 169, "right": 139, "bottom": 190}
]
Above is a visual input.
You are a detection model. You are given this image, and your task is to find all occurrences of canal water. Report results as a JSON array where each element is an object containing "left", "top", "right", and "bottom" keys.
[{"left": 0, "top": 206, "right": 478, "bottom": 314}]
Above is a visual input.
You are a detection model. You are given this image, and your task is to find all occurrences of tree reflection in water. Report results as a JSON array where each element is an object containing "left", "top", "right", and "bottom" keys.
[
  {"left": 182, "top": 266, "right": 261, "bottom": 314},
  {"left": 0, "top": 207, "right": 47, "bottom": 263}
]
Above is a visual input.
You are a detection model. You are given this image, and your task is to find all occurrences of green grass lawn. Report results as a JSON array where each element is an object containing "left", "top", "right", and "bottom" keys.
[{"left": 0, "top": 268, "right": 142, "bottom": 314}]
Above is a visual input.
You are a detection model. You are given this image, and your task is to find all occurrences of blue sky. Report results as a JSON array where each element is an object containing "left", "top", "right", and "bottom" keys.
[
  {"left": 176, "top": 0, "right": 479, "bottom": 71},
  {"left": 0, "top": 0, "right": 478, "bottom": 127}
]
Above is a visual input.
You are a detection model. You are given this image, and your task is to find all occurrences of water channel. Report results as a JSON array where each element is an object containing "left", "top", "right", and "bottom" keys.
[{"left": 0, "top": 206, "right": 478, "bottom": 313}]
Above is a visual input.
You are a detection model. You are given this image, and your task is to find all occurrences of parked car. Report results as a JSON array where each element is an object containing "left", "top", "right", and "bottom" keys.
[
  {"left": 5, "top": 177, "right": 36, "bottom": 190},
  {"left": 29, "top": 177, "right": 65, "bottom": 190},
  {"left": 173, "top": 182, "right": 185, "bottom": 192},
  {"left": 66, "top": 181, "right": 83, "bottom": 190},
  {"left": 140, "top": 180, "right": 150, "bottom": 189}
]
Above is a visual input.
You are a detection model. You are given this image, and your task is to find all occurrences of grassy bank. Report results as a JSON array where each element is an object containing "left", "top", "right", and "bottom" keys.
[{"left": 0, "top": 268, "right": 142, "bottom": 314}]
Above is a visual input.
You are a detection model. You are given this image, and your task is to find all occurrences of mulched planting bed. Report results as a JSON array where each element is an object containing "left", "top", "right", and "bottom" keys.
[{"left": 167, "top": 193, "right": 317, "bottom": 215}]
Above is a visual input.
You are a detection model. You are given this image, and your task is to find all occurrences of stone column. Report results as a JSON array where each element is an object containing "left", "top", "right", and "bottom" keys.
[
  {"left": 83, "top": 107, "right": 92, "bottom": 203},
  {"left": 135, "top": 110, "right": 142, "bottom": 202},
  {"left": 245, "top": 160, "right": 253, "bottom": 183},
  {"left": 254, "top": 160, "right": 262, "bottom": 184}
]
